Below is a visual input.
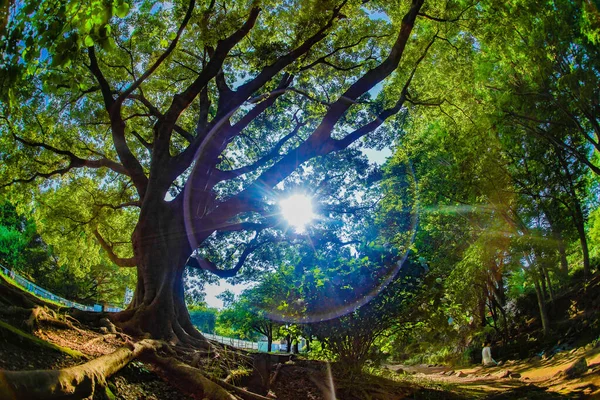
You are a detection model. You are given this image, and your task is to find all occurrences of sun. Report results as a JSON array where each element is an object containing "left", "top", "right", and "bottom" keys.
[{"left": 279, "top": 194, "right": 316, "bottom": 233}]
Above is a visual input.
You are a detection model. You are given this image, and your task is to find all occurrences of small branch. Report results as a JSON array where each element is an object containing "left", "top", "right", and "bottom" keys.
[
  {"left": 10, "top": 130, "right": 130, "bottom": 176},
  {"left": 116, "top": 0, "right": 197, "bottom": 104},
  {"left": 299, "top": 34, "right": 387, "bottom": 72},
  {"left": 131, "top": 130, "right": 153, "bottom": 150},
  {"left": 216, "top": 117, "right": 305, "bottom": 181},
  {"left": 417, "top": 1, "right": 478, "bottom": 23},
  {"left": 333, "top": 32, "right": 437, "bottom": 149},
  {"left": 187, "top": 236, "right": 268, "bottom": 278},
  {"left": 289, "top": 88, "right": 331, "bottom": 106}
]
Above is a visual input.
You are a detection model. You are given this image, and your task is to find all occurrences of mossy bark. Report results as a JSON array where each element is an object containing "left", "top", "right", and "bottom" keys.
[{"left": 0, "top": 340, "right": 158, "bottom": 400}]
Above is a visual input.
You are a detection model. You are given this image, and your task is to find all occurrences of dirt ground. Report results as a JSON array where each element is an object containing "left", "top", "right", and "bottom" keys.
[
  {"left": 386, "top": 345, "right": 600, "bottom": 399},
  {"left": 2, "top": 305, "right": 599, "bottom": 399}
]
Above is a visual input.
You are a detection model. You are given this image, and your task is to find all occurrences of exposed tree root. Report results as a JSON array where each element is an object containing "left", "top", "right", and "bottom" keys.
[
  {"left": 0, "top": 339, "right": 159, "bottom": 400},
  {"left": 98, "top": 317, "right": 118, "bottom": 333},
  {"left": 269, "top": 363, "right": 283, "bottom": 386},
  {"left": 82, "top": 333, "right": 117, "bottom": 348},
  {"left": 142, "top": 351, "right": 240, "bottom": 400},
  {"left": 26, "top": 306, "right": 88, "bottom": 334},
  {"left": 205, "top": 374, "right": 272, "bottom": 400},
  {"left": 0, "top": 274, "right": 269, "bottom": 400}
]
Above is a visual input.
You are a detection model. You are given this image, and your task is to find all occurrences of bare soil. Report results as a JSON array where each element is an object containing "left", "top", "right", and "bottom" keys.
[
  {"left": 387, "top": 345, "right": 600, "bottom": 399},
  {"left": 4, "top": 313, "right": 599, "bottom": 399},
  {"left": 2, "top": 273, "right": 598, "bottom": 399}
]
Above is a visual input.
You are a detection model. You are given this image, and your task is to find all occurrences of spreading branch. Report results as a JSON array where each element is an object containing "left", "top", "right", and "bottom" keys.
[
  {"left": 10, "top": 132, "right": 131, "bottom": 176},
  {"left": 93, "top": 229, "right": 136, "bottom": 268},
  {"left": 87, "top": 47, "right": 149, "bottom": 197},
  {"left": 188, "top": 0, "right": 426, "bottom": 242},
  {"left": 116, "top": 0, "right": 197, "bottom": 104},
  {"left": 187, "top": 237, "right": 267, "bottom": 278}
]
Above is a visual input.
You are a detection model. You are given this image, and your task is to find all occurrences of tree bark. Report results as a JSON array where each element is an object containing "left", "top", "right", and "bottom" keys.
[
  {"left": 0, "top": 340, "right": 158, "bottom": 400},
  {"left": 110, "top": 199, "right": 209, "bottom": 347}
]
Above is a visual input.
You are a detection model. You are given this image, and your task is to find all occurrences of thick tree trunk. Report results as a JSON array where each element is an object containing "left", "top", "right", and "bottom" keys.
[
  {"left": 267, "top": 337, "right": 272, "bottom": 352},
  {"left": 110, "top": 200, "right": 209, "bottom": 347}
]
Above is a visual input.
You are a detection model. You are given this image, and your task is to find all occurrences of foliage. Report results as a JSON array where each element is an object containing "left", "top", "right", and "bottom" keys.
[
  {"left": 377, "top": 0, "right": 600, "bottom": 363},
  {"left": 188, "top": 303, "right": 218, "bottom": 333},
  {"left": 0, "top": 201, "right": 134, "bottom": 305},
  {"left": 0, "top": 0, "right": 449, "bottom": 341},
  {"left": 218, "top": 293, "right": 280, "bottom": 343},
  {"left": 304, "top": 255, "right": 421, "bottom": 368}
]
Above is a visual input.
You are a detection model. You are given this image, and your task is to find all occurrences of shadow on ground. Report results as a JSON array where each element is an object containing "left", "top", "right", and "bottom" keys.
[{"left": 407, "top": 384, "right": 579, "bottom": 399}]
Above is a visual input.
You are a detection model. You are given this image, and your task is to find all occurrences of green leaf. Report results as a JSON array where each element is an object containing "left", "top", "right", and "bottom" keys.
[
  {"left": 84, "top": 36, "right": 94, "bottom": 47},
  {"left": 114, "top": 2, "right": 130, "bottom": 18}
]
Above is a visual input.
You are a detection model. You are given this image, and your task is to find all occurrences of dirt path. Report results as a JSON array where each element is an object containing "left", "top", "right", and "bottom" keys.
[{"left": 387, "top": 345, "right": 600, "bottom": 399}]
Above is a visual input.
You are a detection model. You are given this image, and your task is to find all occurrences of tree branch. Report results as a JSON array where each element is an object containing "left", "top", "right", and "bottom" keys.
[
  {"left": 11, "top": 132, "right": 131, "bottom": 176},
  {"left": 128, "top": 93, "right": 195, "bottom": 142},
  {"left": 299, "top": 33, "right": 388, "bottom": 72},
  {"left": 116, "top": 0, "right": 197, "bottom": 104},
  {"left": 93, "top": 228, "right": 136, "bottom": 267},
  {"left": 215, "top": 116, "right": 305, "bottom": 181},
  {"left": 188, "top": 0, "right": 426, "bottom": 244},
  {"left": 87, "top": 47, "right": 149, "bottom": 197},
  {"left": 161, "top": 7, "right": 261, "bottom": 132},
  {"left": 333, "top": 31, "right": 436, "bottom": 149}
]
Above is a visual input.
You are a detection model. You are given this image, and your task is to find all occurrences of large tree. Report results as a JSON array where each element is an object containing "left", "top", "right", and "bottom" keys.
[{"left": 0, "top": 0, "right": 458, "bottom": 343}]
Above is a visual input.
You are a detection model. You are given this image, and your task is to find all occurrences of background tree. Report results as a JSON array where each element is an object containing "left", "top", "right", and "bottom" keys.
[
  {"left": 188, "top": 302, "right": 218, "bottom": 334},
  {"left": 0, "top": 201, "right": 134, "bottom": 305},
  {"left": 218, "top": 292, "right": 281, "bottom": 351},
  {"left": 378, "top": 0, "right": 600, "bottom": 362}
]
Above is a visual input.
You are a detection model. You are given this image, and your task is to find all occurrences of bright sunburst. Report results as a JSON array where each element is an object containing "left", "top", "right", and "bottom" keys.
[{"left": 279, "top": 194, "right": 315, "bottom": 233}]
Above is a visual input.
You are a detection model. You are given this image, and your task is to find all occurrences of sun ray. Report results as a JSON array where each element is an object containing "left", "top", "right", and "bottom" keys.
[{"left": 279, "top": 194, "right": 315, "bottom": 233}]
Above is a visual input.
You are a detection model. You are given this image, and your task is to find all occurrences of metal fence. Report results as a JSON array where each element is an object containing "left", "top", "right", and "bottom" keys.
[
  {"left": 0, "top": 264, "right": 122, "bottom": 312},
  {"left": 201, "top": 332, "right": 259, "bottom": 350},
  {"left": 0, "top": 263, "right": 264, "bottom": 350}
]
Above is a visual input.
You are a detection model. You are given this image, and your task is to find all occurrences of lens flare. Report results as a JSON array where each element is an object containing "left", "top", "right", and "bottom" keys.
[
  {"left": 183, "top": 95, "right": 419, "bottom": 324},
  {"left": 279, "top": 194, "right": 315, "bottom": 233}
]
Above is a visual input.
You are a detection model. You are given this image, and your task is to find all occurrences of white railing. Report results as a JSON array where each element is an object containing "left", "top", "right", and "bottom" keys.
[
  {"left": 1, "top": 264, "right": 266, "bottom": 351},
  {"left": 201, "top": 332, "right": 259, "bottom": 350},
  {"left": 0, "top": 264, "right": 122, "bottom": 312}
]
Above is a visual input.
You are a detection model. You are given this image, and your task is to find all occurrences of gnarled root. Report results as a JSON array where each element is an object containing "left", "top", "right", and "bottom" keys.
[
  {"left": 26, "top": 306, "right": 87, "bottom": 334},
  {"left": 0, "top": 339, "right": 159, "bottom": 400},
  {"left": 205, "top": 374, "right": 272, "bottom": 400},
  {"left": 142, "top": 351, "right": 238, "bottom": 400}
]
